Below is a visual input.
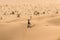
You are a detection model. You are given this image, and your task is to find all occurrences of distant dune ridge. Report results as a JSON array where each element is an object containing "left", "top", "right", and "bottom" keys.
[{"left": 0, "top": 1, "right": 60, "bottom": 26}]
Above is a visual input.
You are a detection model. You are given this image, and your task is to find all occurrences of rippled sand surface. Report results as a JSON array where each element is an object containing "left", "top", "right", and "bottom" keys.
[{"left": 0, "top": 0, "right": 60, "bottom": 40}]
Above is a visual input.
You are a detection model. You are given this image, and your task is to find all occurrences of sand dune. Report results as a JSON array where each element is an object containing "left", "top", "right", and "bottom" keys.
[{"left": 0, "top": 1, "right": 60, "bottom": 40}]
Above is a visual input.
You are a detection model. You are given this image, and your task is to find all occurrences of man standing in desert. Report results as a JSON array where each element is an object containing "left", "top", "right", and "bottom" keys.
[{"left": 27, "top": 19, "right": 31, "bottom": 28}]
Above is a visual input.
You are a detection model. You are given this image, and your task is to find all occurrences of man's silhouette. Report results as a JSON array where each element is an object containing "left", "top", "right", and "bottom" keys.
[{"left": 27, "top": 19, "right": 31, "bottom": 28}]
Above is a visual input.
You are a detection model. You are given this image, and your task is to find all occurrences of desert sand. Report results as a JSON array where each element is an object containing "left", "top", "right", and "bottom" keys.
[{"left": 0, "top": 0, "right": 60, "bottom": 40}]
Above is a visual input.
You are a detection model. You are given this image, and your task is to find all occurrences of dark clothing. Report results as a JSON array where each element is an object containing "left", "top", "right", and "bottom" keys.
[
  {"left": 28, "top": 21, "right": 30, "bottom": 24},
  {"left": 27, "top": 19, "right": 31, "bottom": 28}
]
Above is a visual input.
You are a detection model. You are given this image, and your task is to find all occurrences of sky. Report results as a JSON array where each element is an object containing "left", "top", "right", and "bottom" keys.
[{"left": 0, "top": 0, "right": 60, "bottom": 4}]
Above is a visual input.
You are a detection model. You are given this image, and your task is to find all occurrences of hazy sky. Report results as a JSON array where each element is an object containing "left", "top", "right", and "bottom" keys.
[{"left": 0, "top": 0, "right": 60, "bottom": 4}]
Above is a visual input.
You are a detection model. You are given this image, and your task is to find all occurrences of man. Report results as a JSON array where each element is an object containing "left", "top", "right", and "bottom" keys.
[{"left": 27, "top": 19, "right": 31, "bottom": 28}]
